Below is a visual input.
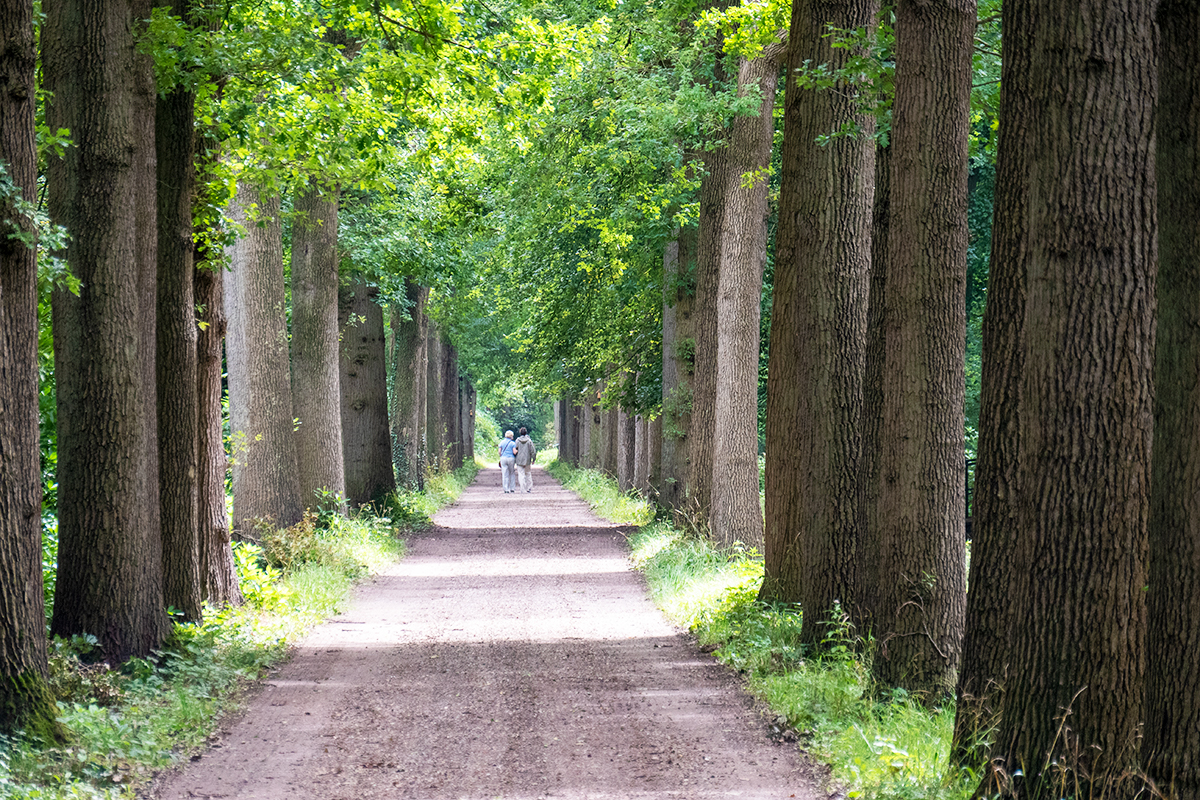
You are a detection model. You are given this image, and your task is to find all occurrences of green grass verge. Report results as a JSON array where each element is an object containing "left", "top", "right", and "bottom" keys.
[
  {"left": 551, "top": 459, "right": 973, "bottom": 800},
  {"left": 1, "top": 465, "right": 477, "bottom": 800}
]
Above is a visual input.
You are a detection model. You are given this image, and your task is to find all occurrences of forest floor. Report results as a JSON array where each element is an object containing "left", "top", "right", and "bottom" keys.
[{"left": 150, "top": 464, "right": 823, "bottom": 800}]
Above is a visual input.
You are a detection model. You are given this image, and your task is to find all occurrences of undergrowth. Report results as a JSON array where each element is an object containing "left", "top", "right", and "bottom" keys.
[
  {"left": 554, "top": 460, "right": 973, "bottom": 800},
  {"left": 2, "top": 466, "right": 475, "bottom": 800}
]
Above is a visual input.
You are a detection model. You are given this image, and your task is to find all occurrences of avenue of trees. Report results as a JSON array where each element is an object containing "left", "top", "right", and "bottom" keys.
[{"left": 2, "top": 0, "right": 1197, "bottom": 793}]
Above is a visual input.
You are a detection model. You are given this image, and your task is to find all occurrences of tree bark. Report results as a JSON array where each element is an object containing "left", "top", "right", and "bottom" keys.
[
  {"left": 194, "top": 263, "right": 241, "bottom": 607},
  {"left": 1145, "top": 7, "right": 1200, "bottom": 789},
  {"left": 156, "top": 37, "right": 202, "bottom": 621},
  {"left": 985, "top": 0, "right": 1156, "bottom": 788},
  {"left": 660, "top": 235, "right": 694, "bottom": 510},
  {"left": 0, "top": 0, "right": 59, "bottom": 736},
  {"left": 223, "top": 184, "right": 302, "bottom": 532},
  {"left": 602, "top": 403, "right": 619, "bottom": 478},
  {"left": 951, "top": 0, "right": 1033, "bottom": 763},
  {"left": 442, "top": 343, "right": 461, "bottom": 470},
  {"left": 45, "top": 0, "right": 169, "bottom": 661},
  {"left": 390, "top": 279, "right": 427, "bottom": 489},
  {"left": 461, "top": 379, "right": 476, "bottom": 463},
  {"left": 634, "top": 414, "right": 650, "bottom": 494},
  {"left": 425, "top": 322, "right": 444, "bottom": 472},
  {"left": 339, "top": 277, "right": 394, "bottom": 505},
  {"left": 760, "top": 0, "right": 877, "bottom": 644},
  {"left": 290, "top": 182, "right": 345, "bottom": 507},
  {"left": 871, "top": 0, "right": 973, "bottom": 697},
  {"left": 617, "top": 406, "right": 636, "bottom": 491}
]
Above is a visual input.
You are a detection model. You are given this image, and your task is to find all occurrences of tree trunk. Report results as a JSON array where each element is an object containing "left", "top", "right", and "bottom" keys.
[
  {"left": 602, "top": 403, "right": 619, "bottom": 478},
  {"left": 871, "top": 0, "right": 973, "bottom": 697},
  {"left": 194, "top": 263, "right": 241, "bottom": 607},
  {"left": 634, "top": 414, "right": 650, "bottom": 494},
  {"left": 0, "top": 0, "right": 59, "bottom": 736},
  {"left": 951, "top": 0, "right": 1033, "bottom": 763},
  {"left": 986, "top": 0, "right": 1156, "bottom": 788},
  {"left": 339, "top": 277, "right": 394, "bottom": 505},
  {"left": 390, "top": 280, "right": 427, "bottom": 489},
  {"left": 442, "top": 343, "right": 461, "bottom": 470},
  {"left": 709, "top": 49, "right": 782, "bottom": 552},
  {"left": 649, "top": 414, "right": 662, "bottom": 496},
  {"left": 223, "top": 184, "right": 302, "bottom": 533},
  {"left": 45, "top": 0, "right": 169, "bottom": 661},
  {"left": 156, "top": 43, "right": 202, "bottom": 622},
  {"left": 760, "top": 0, "right": 877, "bottom": 644},
  {"left": 461, "top": 379, "right": 476, "bottom": 463},
  {"left": 425, "top": 323, "right": 444, "bottom": 472},
  {"left": 290, "top": 182, "right": 345, "bottom": 507},
  {"left": 616, "top": 406, "right": 635, "bottom": 490},
  {"left": 660, "top": 235, "right": 694, "bottom": 509},
  {"left": 1145, "top": 8, "right": 1200, "bottom": 789}
]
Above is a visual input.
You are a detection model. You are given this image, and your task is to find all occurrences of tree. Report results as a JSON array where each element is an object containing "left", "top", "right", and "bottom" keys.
[
  {"left": 709, "top": 44, "right": 783, "bottom": 552},
  {"left": 426, "top": 323, "right": 443, "bottom": 470},
  {"left": 660, "top": 235, "right": 694, "bottom": 509},
  {"left": 952, "top": 0, "right": 1033, "bottom": 762},
  {"left": 617, "top": 405, "right": 635, "bottom": 490},
  {"left": 871, "top": 0, "right": 973, "bottom": 697},
  {"left": 983, "top": 0, "right": 1156, "bottom": 789},
  {"left": 291, "top": 181, "right": 345, "bottom": 506},
  {"left": 45, "top": 0, "right": 170, "bottom": 661},
  {"left": 390, "top": 279, "right": 428, "bottom": 489},
  {"left": 340, "top": 276, "right": 394, "bottom": 505},
  {"left": 156, "top": 0, "right": 202, "bottom": 620},
  {"left": 760, "top": 0, "right": 878, "bottom": 638},
  {"left": 1143, "top": 0, "right": 1198, "bottom": 792},
  {"left": 223, "top": 184, "right": 302, "bottom": 532},
  {"left": 442, "top": 342, "right": 461, "bottom": 469},
  {"left": 0, "top": 0, "right": 59, "bottom": 736}
]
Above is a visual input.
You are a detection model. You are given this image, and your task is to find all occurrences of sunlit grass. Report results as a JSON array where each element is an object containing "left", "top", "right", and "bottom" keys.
[{"left": 544, "top": 459, "right": 654, "bottom": 526}]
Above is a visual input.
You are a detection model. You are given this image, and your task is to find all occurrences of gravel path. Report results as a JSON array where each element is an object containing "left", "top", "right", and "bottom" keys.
[{"left": 153, "top": 464, "right": 823, "bottom": 800}]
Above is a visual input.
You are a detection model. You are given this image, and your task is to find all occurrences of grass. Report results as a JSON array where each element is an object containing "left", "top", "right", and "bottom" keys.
[
  {"left": 1, "top": 465, "right": 476, "bottom": 800},
  {"left": 550, "top": 458, "right": 974, "bottom": 800}
]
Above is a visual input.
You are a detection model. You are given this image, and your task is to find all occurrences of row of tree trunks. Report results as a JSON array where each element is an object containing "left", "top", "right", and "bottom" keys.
[
  {"left": 340, "top": 277, "right": 394, "bottom": 506},
  {"left": 0, "top": 0, "right": 59, "bottom": 736},
  {"left": 44, "top": 0, "right": 171, "bottom": 662}
]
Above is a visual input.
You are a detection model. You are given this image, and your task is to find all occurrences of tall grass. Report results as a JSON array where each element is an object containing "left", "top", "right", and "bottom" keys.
[
  {"left": 554, "top": 460, "right": 973, "bottom": 800},
  {"left": 2, "top": 466, "right": 476, "bottom": 800}
]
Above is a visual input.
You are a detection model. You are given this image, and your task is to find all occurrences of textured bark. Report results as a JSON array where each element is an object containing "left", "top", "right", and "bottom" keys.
[
  {"left": 710, "top": 50, "right": 782, "bottom": 552},
  {"left": 339, "top": 278, "right": 394, "bottom": 506},
  {"left": 291, "top": 182, "right": 345, "bottom": 506},
  {"left": 660, "top": 235, "right": 694, "bottom": 510},
  {"left": 760, "top": 0, "right": 877, "bottom": 644},
  {"left": 194, "top": 264, "right": 240, "bottom": 607},
  {"left": 602, "top": 404, "right": 619, "bottom": 478},
  {"left": 45, "top": 0, "right": 170, "bottom": 660},
  {"left": 389, "top": 280, "right": 427, "bottom": 489},
  {"left": 460, "top": 380, "right": 476, "bottom": 463},
  {"left": 425, "top": 324, "right": 444, "bottom": 472},
  {"left": 648, "top": 415, "right": 662, "bottom": 495},
  {"left": 871, "top": 0, "right": 972, "bottom": 697},
  {"left": 156, "top": 52, "right": 201, "bottom": 622},
  {"left": 442, "top": 343, "right": 461, "bottom": 470},
  {"left": 634, "top": 415, "right": 650, "bottom": 494},
  {"left": 951, "top": 0, "right": 1033, "bottom": 763},
  {"left": 1146, "top": 9, "right": 1200, "bottom": 790},
  {"left": 617, "top": 407, "right": 636, "bottom": 491},
  {"left": 986, "top": 0, "right": 1156, "bottom": 788},
  {"left": 223, "top": 185, "right": 302, "bottom": 532},
  {"left": 0, "top": 0, "right": 58, "bottom": 736}
]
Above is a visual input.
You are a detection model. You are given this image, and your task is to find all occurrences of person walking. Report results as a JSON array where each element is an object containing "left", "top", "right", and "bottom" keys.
[
  {"left": 498, "top": 430, "right": 518, "bottom": 493},
  {"left": 514, "top": 427, "right": 537, "bottom": 493}
]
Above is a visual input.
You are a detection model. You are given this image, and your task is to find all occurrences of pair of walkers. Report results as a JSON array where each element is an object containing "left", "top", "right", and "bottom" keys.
[{"left": 498, "top": 428, "right": 536, "bottom": 493}]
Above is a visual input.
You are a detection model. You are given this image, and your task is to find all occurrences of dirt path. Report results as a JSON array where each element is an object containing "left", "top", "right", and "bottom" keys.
[{"left": 153, "top": 465, "right": 823, "bottom": 800}]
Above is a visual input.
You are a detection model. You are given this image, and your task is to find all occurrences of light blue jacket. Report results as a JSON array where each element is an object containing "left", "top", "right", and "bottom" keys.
[{"left": 498, "top": 438, "right": 517, "bottom": 459}]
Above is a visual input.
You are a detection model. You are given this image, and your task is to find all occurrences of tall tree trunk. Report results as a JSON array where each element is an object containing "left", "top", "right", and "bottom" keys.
[
  {"left": 986, "top": 0, "right": 1156, "bottom": 788},
  {"left": 617, "top": 406, "right": 635, "bottom": 491},
  {"left": 648, "top": 414, "right": 662, "bottom": 495},
  {"left": 156, "top": 34, "right": 202, "bottom": 621},
  {"left": 871, "top": 0, "right": 973, "bottom": 697},
  {"left": 1145, "top": 7, "right": 1200, "bottom": 789},
  {"left": 951, "top": 0, "right": 1033, "bottom": 764},
  {"left": 390, "top": 280, "right": 427, "bottom": 489},
  {"left": 461, "top": 379, "right": 476, "bottom": 463},
  {"left": 339, "top": 277, "right": 394, "bottom": 505},
  {"left": 425, "top": 323, "right": 443, "bottom": 472},
  {"left": 442, "top": 343, "right": 461, "bottom": 470},
  {"left": 709, "top": 48, "right": 783, "bottom": 552},
  {"left": 194, "top": 262, "right": 241, "bottom": 607},
  {"left": 290, "top": 182, "right": 344, "bottom": 507},
  {"left": 45, "top": 0, "right": 169, "bottom": 661},
  {"left": 223, "top": 184, "right": 302, "bottom": 532},
  {"left": 0, "top": 0, "right": 59, "bottom": 735},
  {"left": 602, "top": 403, "right": 619, "bottom": 477},
  {"left": 660, "top": 235, "right": 694, "bottom": 509},
  {"left": 760, "top": 0, "right": 877, "bottom": 643},
  {"left": 634, "top": 415, "right": 650, "bottom": 494}
]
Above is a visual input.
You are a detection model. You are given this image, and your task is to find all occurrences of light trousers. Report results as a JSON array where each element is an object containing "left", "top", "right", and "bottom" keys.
[
  {"left": 516, "top": 463, "right": 533, "bottom": 493},
  {"left": 500, "top": 457, "right": 516, "bottom": 492}
]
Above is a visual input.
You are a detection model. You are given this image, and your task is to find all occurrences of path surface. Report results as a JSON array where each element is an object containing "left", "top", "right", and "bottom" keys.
[{"left": 153, "top": 465, "right": 822, "bottom": 800}]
